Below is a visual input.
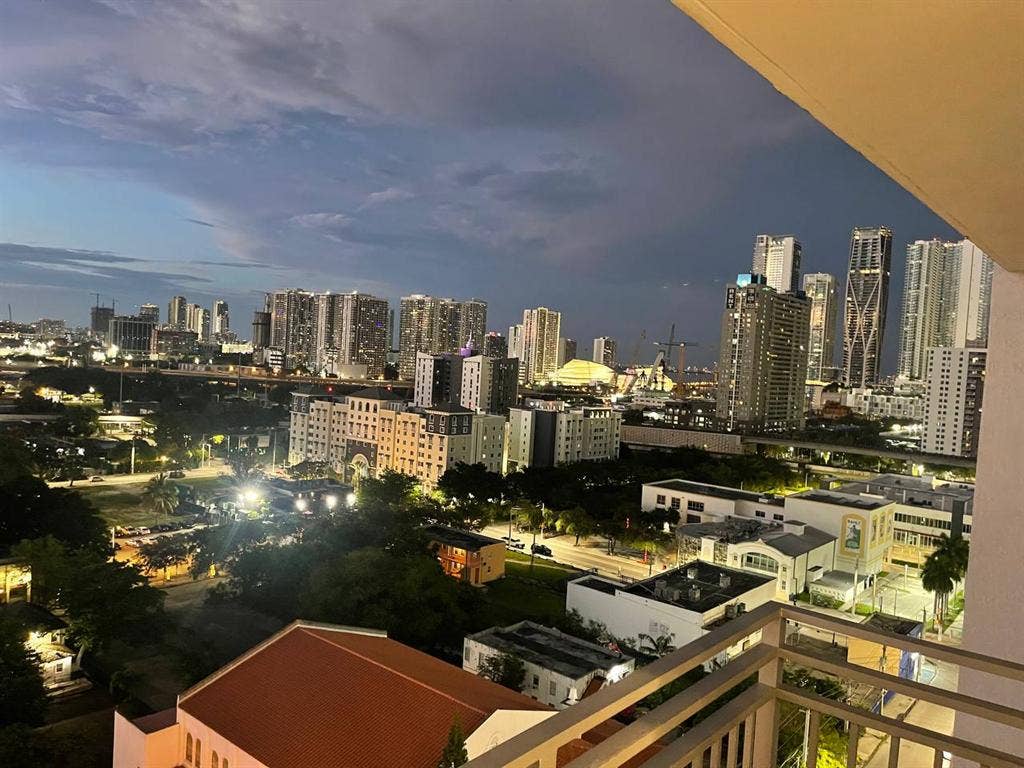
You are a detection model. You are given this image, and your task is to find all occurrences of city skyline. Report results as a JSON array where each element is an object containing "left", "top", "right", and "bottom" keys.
[{"left": 0, "top": 1, "right": 959, "bottom": 369}]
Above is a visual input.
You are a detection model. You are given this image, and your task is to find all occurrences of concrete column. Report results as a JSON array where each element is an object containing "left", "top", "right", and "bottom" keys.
[
  {"left": 752, "top": 616, "right": 784, "bottom": 767},
  {"left": 953, "top": 266, "right": 1024, "bottom": 762}
]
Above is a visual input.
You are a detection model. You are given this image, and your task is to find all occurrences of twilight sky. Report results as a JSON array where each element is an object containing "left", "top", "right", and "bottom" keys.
[{"left": 0, "top": 0, "right": 958, "bottom": 368}]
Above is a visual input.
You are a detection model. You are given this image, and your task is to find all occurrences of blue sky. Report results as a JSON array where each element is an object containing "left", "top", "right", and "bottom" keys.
[{"left": 0, "top": 0, "right": 958, "bottom": 367}]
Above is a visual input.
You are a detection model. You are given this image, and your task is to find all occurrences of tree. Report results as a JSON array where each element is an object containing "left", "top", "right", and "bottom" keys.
[
  {"left": 143, "top": 473, "right": 179, "bottom": 523},
  {"left": 0, "top": 477, "right": 108, "bottom": 556},
  {"left": 137, "top": 535, "right": 191, "bottom": 580},
  {"left": 637, "top": 632, "right": 676, "bottom": 658},
  {"left": 555, "top": 507, "right": 596, "bottom": 546},
  {"left": 437, "top": 716, "right": 469, "bottom": 768},
  {"left": 0, "top": 617, "right": 47, "bottom": 727},
  {"left": 55, "top": 406, "right": 98, "bottom": 439},
  {"left": 922, "top": 534, "right": 969, "bottom": 625},
  {"left": 438, "top": 463, "right": 508, "bottom": 506},
  {"left": 478, "top": 651, "right": 526, "bottom": 692},
  {"left": 515, "top": 502, "right": 546, "bottom": 569}
]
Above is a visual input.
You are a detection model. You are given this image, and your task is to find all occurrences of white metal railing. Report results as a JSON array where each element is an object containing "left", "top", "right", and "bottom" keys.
[{"left": 463, "top": 601, "right": 1024, "bottom": 768}]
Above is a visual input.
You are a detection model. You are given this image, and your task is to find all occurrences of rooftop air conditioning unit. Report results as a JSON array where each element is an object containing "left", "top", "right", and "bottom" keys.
[
  {"left": 719, "top": 574, "right": 731, "bottom": 588},
  {"left": 686, "top": 566, "right": 698, "bottom": 580}
]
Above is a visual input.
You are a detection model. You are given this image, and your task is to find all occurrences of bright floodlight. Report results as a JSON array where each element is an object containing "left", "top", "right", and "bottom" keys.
[
  {"left": 243, "top": 488, "right": 260, "bottom": 503},
  {"left": 295, "top": 498, "right": 308, "bottom": 512},
  {"left": 325, "top": 494, "right": 337, "bottom": 510},
  {"left": 346, "top": 492, "right": 356, "bottom": 508}
]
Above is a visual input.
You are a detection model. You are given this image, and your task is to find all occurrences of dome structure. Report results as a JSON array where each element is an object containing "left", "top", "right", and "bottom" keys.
[{"left": 546, "top": 358, "right": 617, "bottom": 387}]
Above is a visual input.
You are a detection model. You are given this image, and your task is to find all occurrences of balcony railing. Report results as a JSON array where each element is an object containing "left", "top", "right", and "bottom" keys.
[{"left": 463, "top": 602, "right": 1024, "bottom": 768}]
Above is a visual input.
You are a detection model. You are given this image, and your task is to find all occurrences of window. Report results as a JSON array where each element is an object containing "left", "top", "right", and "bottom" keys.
[
  {"left": 549, "top": 680, "right": 556, "bottom": 696},
  {"left": 195, "top": 740, "right": 202, "bottom": 767},
  {"left": 686, "top": 500, "right": 705, "bottom": 512},
  {"left": 743, "top": 552, "right": 779, "bottom": 574},
  {"left": 532, "top": 674, "right": 539, "bottom": 688},
  {"left": 186, "top": 734, "right": 193, "bottom": 763},
  {"left": 212, "top": 752, "right": 219, "bottom": 768},
  {"left": 223, "top": 761, "right": 229, "bottom": 768},
  {"left": 670, "top": 498, "right": 681, "bottom": 510},
  {"left": 755, "top": 510, "right": 766, "bottom": 518},
  {"left": 463, "top": 646, "right": 471, "bottom": 662},
  {"left": 773, "top": 513, "right": 784, "bottom": 522},
  {"left": 656, "top": 494, "right": 666, "bottom": 506}
]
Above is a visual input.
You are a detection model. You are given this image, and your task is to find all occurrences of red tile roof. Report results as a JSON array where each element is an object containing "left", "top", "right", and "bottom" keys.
[{"left": 178, "top": 622, "right": 549, "bottom": 768}]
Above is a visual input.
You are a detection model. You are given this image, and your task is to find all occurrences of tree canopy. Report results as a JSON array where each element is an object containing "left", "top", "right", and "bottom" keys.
[
  {"left": 0, "top": 476, "right": 108, "bottom": 556},
  {"left": 0, "top": 617, "right": 47, "bottom": 728}
]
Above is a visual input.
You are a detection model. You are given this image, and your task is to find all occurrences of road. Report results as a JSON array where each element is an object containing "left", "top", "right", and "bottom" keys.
[
  {"left": 480, "top": 523, "right": 658, "bottom": 582},
  {"left": 51, "top": 460, "right": 229, "bottom": 488}
]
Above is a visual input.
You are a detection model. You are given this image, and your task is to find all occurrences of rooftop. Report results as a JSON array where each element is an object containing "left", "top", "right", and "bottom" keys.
[
  {"left": 348, "top": 385, "right": 404, "bottom": 401},
  {"left": 838, "top": 473, "right": 975, "bottom": 506},
  {"left": 865, "top": 612, "right": 923, "bottom": 637},
  {"left": 574, "top": 562, "right": 774, "bottom": 615},
  {"left": 468, "top": 621, "right": 632, "bottom": 681},
  {"left": 177, "top": 621, "right": 549, "bottom": 768},
  {"left": 677, "top": 518, "right": 835, "bottom": 557},
  {"left": 425, "top": 401, "right": 475, "bottom": 415},
  {"left": 645, "top": 478, "right": 786, "bottom": 507},
  {"left": 790, "top": 489, "right": 891, "bottom": 511},
  {"left": 422, "top": 524, "right": 503, "bottom": 551}
]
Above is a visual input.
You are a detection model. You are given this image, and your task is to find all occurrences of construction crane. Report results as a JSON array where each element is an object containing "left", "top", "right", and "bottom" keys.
[{"left": 651, "top": 323, "right": 699, "bottom": 390}]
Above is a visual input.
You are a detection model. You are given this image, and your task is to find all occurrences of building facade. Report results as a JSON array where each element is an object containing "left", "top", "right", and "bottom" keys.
[
  {"left": 268, "top": 289, "right": 317, "bottom": 370},
  {"left": 211, "top": 300, "right": 229, "bottom": 338},
  {"left": 150, "top": 328, "right": 199, "bottom": 360},
  {"left": 484, "top": 331, "right": 507, "bottom": 358},
  {"left": 108, "top": 315, "right": 157, "bottom": 356},
  {"left": 398, "top": 295, "right": 487, "bottom": 379},
  {"left": 185, "top": 303, "right": 210, "bottom": 342},
  {"left": 842, "top": 226, "right": 893, "bottom": 388},
  {"left": 314, "top": 292, "right": 389, "bottom": 378},
  {"left": 752, "top": 234, "right": 802, "bottom": 293},
  {"left": 519, "top": 307, "right": 561, "bottom": 384},
  {"left": 424, "top": 525, "right": 506, "bottom": 586},
  {"left": 557, "top": 337, "right": 577, "bottom": 368},
  {"left": 460, "top": 354, "right": 519, "bottom": 414},
  {"left": 506, "top": 405, "right": 621, "bottom": 471},
  {"left": 716, "top": 275, "right": 810, "bottom": 432},
  {"left": 592, "top": 336, "right": 617, "bottom": 368},
  {"left": 167, "top": 296, "right": 187, "bottom": 330},
  {"left": 922, "top": 347, "right": 987, "bottom": 457},
  {"left": 803, "top": 272, "right": 838, "bottom": 381},
  {"left": 841, "top": 387, "right": 925, "bottom": 421}
]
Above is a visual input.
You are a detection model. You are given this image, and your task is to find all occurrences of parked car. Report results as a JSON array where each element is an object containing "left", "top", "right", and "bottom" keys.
[
  {"left": 169, "top": 469, "right": 186, "bottom": 478},
  {"left": 531, "top": 544, "right": 552, "bottom": 556},
  {"left": 88, "top": 475, "right": 104, "bottom": 483},
  {"left": 508, "top": 541, "right": 525, "bottom": 551}
]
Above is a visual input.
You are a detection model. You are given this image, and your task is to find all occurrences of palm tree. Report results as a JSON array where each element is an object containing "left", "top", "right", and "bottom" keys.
[
  {"left": 921, "top": 534, "right": 968, "bottom": 627},
  {"left": 556, "top": 507, "right": 596, "bottom": 546},
  {"left": 144, "top": 473, "right": 179, "bottom": 525},
  {"left": 637, "top": 632, "right": 676, "bottom": 658}
]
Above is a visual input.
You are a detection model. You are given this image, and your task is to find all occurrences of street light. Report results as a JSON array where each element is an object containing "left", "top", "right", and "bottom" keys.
[
  {"left": 345, "top": 492, "right": 356, "bottom": 508},
  {"left": 295, "top": 498, "right": 308, "bottom": 512},
  {"left": 324, "top": 494, "right": 338, "bottom": 511}
]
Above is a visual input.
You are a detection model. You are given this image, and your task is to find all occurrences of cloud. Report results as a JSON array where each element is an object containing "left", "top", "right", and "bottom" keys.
[
  {"left": 289, "top": 212, "right": 354, "bottom": 230},
  {"left": 361, "top": 186, "right": 415, "bottom": 208},
  {"left": 487, "top": 168, "right": 607, "bottom": 213}
]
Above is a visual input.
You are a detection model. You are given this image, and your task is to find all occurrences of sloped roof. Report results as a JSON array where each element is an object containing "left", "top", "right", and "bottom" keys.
[
  {"left": 177, "top": 621, "right": 548, "bottom": 768},
  {"left": 348, "top": 386, "right": 404, "bottom": 401}
]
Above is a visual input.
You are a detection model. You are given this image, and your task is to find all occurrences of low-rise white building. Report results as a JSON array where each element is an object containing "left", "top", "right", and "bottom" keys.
[
  {"left": 643, "top": 479, "right": 895, "bottom": 593},
  {"left": 565, "top": 562, "right": 776, "bottom": 654},
  {"left": 463, "top": 621, "right": 634, "bottom": 709},
  {"left": 841, "top": 387, "right": 925, "bottom": 421},
  {"left": 676, "top": 518, "right": 836, "bottom": 599}
]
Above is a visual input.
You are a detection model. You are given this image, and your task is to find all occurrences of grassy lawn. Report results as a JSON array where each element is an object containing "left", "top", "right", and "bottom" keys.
[
  {"left": 482, "top": 578, "right": 567, "bottom": 626},
  {"left": 504, "top": 551, "right": 581, "bottom": 586},
  {"left": 76, "top": 477, "right": 232, "bottom": 527}
]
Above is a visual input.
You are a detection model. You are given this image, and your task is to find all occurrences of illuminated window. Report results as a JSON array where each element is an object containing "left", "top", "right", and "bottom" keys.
[{"left": 186, "top": 734, "right": 193, "bottom": 763}]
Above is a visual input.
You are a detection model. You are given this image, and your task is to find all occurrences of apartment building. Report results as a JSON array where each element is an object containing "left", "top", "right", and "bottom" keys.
[
  {"left": 922, "top": 346, "right": 987, "bottom": 457},
  {"left": 506, "top": 404, "right": 621, "bottom": 471},
  {"left": 424, "top": 525, "right": 506, "bottom": 586}
]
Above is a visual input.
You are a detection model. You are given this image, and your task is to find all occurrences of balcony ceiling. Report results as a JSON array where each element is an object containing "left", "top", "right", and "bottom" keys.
[{"left": 673, "top": 0, "right": 1024, "bottom": 272}]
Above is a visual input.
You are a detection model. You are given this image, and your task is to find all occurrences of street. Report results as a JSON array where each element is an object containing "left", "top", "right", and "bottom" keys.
[
  {"left": 51, "top": 460, "right": 228, "bottom": 488},
  {"left": 480, "top": 523, "right": 659, "bottom": 582}
]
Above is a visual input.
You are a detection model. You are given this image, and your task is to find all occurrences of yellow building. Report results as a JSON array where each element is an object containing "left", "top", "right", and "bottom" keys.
[
  {"left": 424, "top": 525, "right": 506, "bottom": 586},
  {"left": 377, "top": 403, "right": 505, "bottom": 489}
]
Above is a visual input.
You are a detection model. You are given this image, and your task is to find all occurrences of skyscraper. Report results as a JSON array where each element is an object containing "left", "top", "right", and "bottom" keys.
[
  {"left": 268, "top": 289, "right": 317, "bottom": 369},
  {"left": 398, "top": 295, "right": 487, "bottom": 379},
  {"left": 315, "top": 292, "right": 389, "bottom": 378},
  {"left": 752, "top": 234, "right": 802, "bottom": 293},
  {"left": 167, "top": 296, "right": 187, "bottom": 329},
  {"left": 949, "top": 239, "right": 994, "bottom": 348},
  {"left": 557, "top": 338, "right": 577, "bottom": 367},
  {"left": 842, "top": 226, "right": 892, "bottom": 388},
  {"left": 922, "top": 347, "right": 987, "bottom": 457},
  {"left": 185, "top": 303, "right": 210, "bottom": 341},
  {"left": 90, "top": 304, "right": 114, "bottom": 338},
  {"left": 212, "top": 300, "right": 229, "bottom": 338},
  {"left": 897, "top": 238, "right": 994, "bottom": 380},
  {"left": 593, "top": 336, "right": 617, "bottom": 368},
  {"left": 483, "top": 331, "right": 507, "bottom": 358},
  {"left": 519, "top": 307, "right": 561, "bottom": 384},
  {"left": 139, "top": 303, "right": 160, "bottom": 322},
  {"left": 508, "top": 324, "right": 523, "bottom": 360},
  {"left": 251, "top": 309, "right": 271, "bottom": 353},
  {"left": 802, "top": 273, "right": 838, "bottom": 381},
  {"left": 717, "top": 275, "right": 810, "bottom": 431}
]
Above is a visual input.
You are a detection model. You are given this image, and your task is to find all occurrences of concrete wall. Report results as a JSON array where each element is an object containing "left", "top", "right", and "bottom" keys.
[
  {"left": 954, "top": 268, "right": 1024, "bottom": 761},
  {"left": 112, "top": 711, "right": 182, "bottom": 768},
  {"left": 565, "top": 580, "right": 706, "bottom": 648},
  {"left": 465, "top": 710, "right": 556, "bottom": 761}
]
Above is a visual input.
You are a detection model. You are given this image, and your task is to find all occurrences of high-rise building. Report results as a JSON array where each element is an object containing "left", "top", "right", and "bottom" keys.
[
  {"left": 520, "top": 307, "right": 561, "bottom": 384},
  {"left": 752, "top": 234, "right": 802, "bottom": 293},
  {"left": 897, "top": 238, "right": 994, "bottom": 380},
  {"left": 167, "top": 296, "right": 187, "bottom": 329},
  {"left": 557, "top": 338, "right": 577, "bottom": 367},
  {"left": 508, "top": 324, "right": 524, "bottom": 360},
  {"left": 211, "top": 300, "right": 229, "bottom": 338},
  {"left": 717, "top": 275, "right": 810, "bottom": 431},
  {"left": 185, "top": 303, "right": 210, "bottom": 342},
  {"left": 842, "top": 226, "right": 892, "bottom": 388},
  {"left": 315, "top": 292, "right": 389, "bottom": 378},
  {"left": 949, "top": 239, "right": 994, "bottom": 348},
  {"left": 108, "top": 315, "right": 157, "bottom": 356},
  {"left": 506, "top": 404, "right": 621, "bottom": 470},
  {"left": 150, "top": 327, "right": 199, "bottom": 359},
  {"left": 484, "top": 332, "right": 507, "bottom": 358},
  {"left": 90, "top": 305, "right": 114, "bottom": 338},
  {"left": 138, "top": 303, "right": 160, "bottom": 322},
  {"left": 414, "top": 352, "right": 465, "bottom": 408},
  {"left": 398, "top": 295, "right": 487, "bottom": 378},
  {"left": 269, "top": 289, "right": 317, "bottom": 369},
  {"left": 251, "top": 310, "right": 271, "bottom": 353},
  {"left": 460, "top": 355, "right": 519, "bottom": 414},
  {"left": 922, "top": 347, "right": 987, "bottom": 457},
  {"left": 593, "top": 336, "right": 617, "bottom": 368},
  {"left": 803, "top": 273, "right": 838, "bottom": 381}
]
